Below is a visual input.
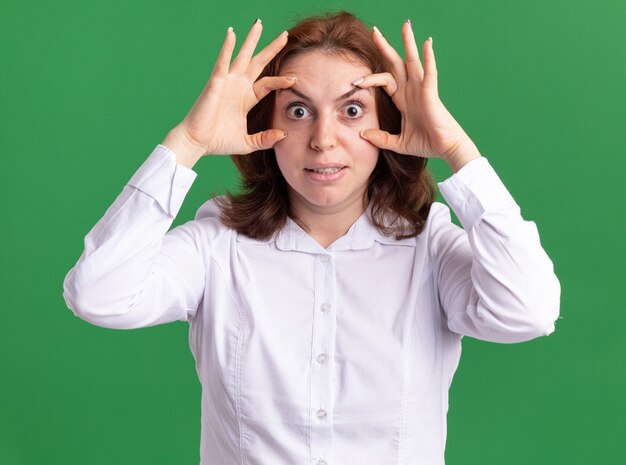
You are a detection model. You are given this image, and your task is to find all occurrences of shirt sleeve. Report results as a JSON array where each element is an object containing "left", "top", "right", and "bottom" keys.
[
  {"left": 431, "top": 157, "right": 561, "bottom": 343},
  {"left": 62, "top": 144, "right": 206, "bottom": 330}
]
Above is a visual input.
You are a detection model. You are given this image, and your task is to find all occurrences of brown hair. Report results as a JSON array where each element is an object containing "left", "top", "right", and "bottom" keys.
[{"left": 216, "top": 11, "right": 436, "bottom": 240}]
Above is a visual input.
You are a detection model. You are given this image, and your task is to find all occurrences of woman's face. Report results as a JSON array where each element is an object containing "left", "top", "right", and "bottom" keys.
[{"left": 272, "top": 50, "right": 380, "bottom": 218}]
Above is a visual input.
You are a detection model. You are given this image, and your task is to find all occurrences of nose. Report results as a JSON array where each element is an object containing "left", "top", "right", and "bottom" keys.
[{"left": 310, "top": 114, "right": 337, "bottom": 151}]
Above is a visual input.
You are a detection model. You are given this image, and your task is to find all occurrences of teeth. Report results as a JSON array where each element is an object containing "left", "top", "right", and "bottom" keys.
[{"left": 311, "top": 167, "right": 342, "bottom": 174}]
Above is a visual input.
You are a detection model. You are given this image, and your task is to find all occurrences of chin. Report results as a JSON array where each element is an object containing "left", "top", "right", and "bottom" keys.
[{"left": 293, "top": 186, "right": 365, "bottom": 213}]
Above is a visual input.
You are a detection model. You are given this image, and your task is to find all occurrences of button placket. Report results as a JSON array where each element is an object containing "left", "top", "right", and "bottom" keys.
[{"left": 310, "top": 253, "right": 336, "bottom": 463}]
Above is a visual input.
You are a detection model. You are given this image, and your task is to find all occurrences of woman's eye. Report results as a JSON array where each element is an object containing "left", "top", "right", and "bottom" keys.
[
  {"left": 286, "top": 105, "right": 311, "bottom": 120},
  {"left": 343, "top": 104, "right": 364, "bottom": 118}
]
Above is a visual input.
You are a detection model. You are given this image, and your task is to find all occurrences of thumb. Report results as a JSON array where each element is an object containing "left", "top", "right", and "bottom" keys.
[
  {"left": 246, "top": 129, "right": 288, "bottom": 151},
  {"left": 360, "top": 129, "right": 401, "bottom": 152}
]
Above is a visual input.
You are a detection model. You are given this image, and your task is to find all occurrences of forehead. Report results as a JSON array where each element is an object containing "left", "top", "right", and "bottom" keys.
[{"left": 277, "top": 50, "right": 373, "bottom": 93}]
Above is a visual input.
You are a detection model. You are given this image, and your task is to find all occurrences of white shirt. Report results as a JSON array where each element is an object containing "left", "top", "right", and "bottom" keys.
[{"left": 63, "top": 144, "right": 560, "bottom": 465}]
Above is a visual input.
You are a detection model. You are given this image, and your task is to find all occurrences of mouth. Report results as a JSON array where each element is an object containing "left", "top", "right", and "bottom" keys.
[
  {"left": 305, "top": 167, "right": 345, "bottom": 174},
  {"left": 303, "top": 165, "right": 347, "bottom": 182}
]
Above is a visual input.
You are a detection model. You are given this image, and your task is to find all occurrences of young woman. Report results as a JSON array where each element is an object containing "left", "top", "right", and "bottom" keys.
[{"left": 63, "top": 11, "right": 560, "bottom": 465}]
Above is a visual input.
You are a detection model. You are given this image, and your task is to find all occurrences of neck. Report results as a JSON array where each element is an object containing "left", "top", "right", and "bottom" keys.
[{"left": 290, "top": 195, "right": 368, "bottom": 249}]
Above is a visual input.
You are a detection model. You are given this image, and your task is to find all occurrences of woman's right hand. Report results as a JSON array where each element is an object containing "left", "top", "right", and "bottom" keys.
[{"left": 163, "top": 19, "right": 296, "bottom": 168}]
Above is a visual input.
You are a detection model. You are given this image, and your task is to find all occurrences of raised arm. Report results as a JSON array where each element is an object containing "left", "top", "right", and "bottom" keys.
[
  {"left": 354, "top": 20, "right": 560, "bottom": 341},
  {"left": 63, "top": 20, "right": 294, "bottom": 329},
  {"left": 63, "top": 146, "right": 205, "bottom": 329},
  {"left": 431, "top": 158, "right": 560, "bottom": 342}
]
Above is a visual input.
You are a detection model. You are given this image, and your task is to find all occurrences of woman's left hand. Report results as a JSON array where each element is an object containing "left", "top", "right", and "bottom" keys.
[{"left": 356, "top": 21, "right": 481, "bottom": 172}]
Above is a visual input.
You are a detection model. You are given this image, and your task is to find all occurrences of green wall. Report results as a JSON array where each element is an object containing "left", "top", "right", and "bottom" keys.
[{"left": 1, "top": 0, "right": 624, "bottom": 463}]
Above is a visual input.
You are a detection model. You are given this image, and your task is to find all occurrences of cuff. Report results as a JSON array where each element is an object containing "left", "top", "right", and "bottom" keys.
[
  {"left": 127, "top": 144, "right": 198, "bottom": 217},
  {"left": 437, "top": 157, "right": 517, "bottom": 230}
]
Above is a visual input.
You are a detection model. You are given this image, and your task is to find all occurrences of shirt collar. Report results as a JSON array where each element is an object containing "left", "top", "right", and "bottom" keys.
[{"left": 236, "top": 203, "right": 416, "bottom": 252}]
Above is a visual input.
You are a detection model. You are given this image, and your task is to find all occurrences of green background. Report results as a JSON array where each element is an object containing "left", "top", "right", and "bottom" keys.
[{"left": 1, "top": 0, "right": 624, "bottom": 463}]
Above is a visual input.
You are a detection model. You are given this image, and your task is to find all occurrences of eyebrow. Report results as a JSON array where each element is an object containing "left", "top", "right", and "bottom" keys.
[{"left": 280, "top": 86, "right": 369, "bottom": 102}]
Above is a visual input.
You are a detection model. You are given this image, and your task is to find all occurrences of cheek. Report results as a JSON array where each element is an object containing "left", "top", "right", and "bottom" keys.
[
  {"left": 273, "top": 129, "right": 298, "bottom": 155},
  {"left": 273, "top": 125, "right": 309, "bottom": 160},
  {"left": 273, "top": 144, "right": 288, "bottom": 173},
  {"left": 350, "top": 127, "right": 380, "bottom": 161},
  {"left": 357, "top": 113, "right": 380, "bottom": 163},
  {"left": 273, "top": 138, "right": 298, "bottom": 179},
  {"left": 360, "top": 144, "right": 381, "bottom": 177}
]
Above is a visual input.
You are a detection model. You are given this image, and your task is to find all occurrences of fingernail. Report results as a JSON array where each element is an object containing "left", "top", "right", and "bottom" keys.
[
  {"left": 428, "top": 36, "right": 433, "bottom": 46},
  {"left": 285, "top": 76, "right": 297, "bottom": 82},
  {"left": 283, "top": 30, "right": 289, "bottom": 36},
  {"left": 227, "top": 26, "right": 233, "bottom": 33},
  {"left": 282, "top": 130, "right": 288, "bottom": 138},
  {"left": 352, "top": 77, "right": 364, "bottom": 86},
  {"left": 373, "top": 26, "right": 381, "bottom": 35},
  {"left": 405, "top": 18, "right": 411, "bottom": 26},
  {"left": 253, "top": 18, "right": 261, "bottom": 25},
  {"left": 360, "top": 131, "right": 369, "bottom": 140}
]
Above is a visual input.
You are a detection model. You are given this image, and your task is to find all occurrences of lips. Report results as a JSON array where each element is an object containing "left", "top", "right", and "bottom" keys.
[
  {"left": 306, "top": 167, "right": 344, "bottom": 174},
  {"left": 303, "top": 165, "right": 347, "bottom": 182}
]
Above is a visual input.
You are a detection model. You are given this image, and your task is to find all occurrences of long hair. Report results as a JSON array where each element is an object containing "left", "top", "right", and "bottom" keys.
[{"left": 216, "top": 11, "right": 436, "bottom": 240}]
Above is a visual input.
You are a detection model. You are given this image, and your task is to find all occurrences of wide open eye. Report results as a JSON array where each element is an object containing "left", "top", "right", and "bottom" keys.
[
  {"left": 343, "top": 102, "right": 364, "bottom": 119},
  {"left": 286, "top": 104, "right": 312, "bottom": 120}
]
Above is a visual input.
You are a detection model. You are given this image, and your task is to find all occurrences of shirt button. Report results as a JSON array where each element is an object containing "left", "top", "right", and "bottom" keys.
[
  {"left": 319, "top": 255, "right": 329, "bottom": 263},
  {"left": 316, "top": 353, "right": 328, "bottom": 364},
  {"left": 320, "top": 303, "right": 331, "bottom": 314},
  {"left": 316, "top": 409, "right": 327, "bottom": 420}
]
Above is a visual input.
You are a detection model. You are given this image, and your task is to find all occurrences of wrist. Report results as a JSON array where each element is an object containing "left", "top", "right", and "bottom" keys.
[
  {"left": 161, "top": 126, "right": 207, "bottom": 169},
  {"left": 443, "top": 138, "right": 482, "bottom": 173}
]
